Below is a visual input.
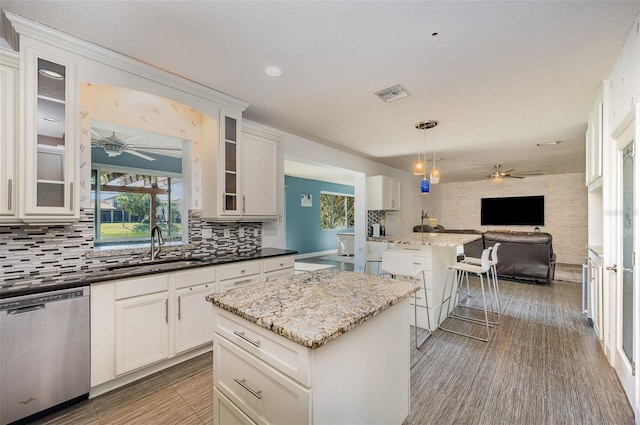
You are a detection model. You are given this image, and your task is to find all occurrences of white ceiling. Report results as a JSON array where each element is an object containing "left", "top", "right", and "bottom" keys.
[{"left": 2, "top": 1, "right": 639, "bottom": 183}]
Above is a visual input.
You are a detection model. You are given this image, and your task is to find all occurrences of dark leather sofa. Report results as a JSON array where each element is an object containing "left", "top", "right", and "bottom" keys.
[{"left": 413, "top": 226, "right": 556, "bottom": 284}]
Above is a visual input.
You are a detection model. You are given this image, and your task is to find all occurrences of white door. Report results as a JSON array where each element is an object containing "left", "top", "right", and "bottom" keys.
[{"left": 614, "top": 118, "right": 637, "bottom": 417}]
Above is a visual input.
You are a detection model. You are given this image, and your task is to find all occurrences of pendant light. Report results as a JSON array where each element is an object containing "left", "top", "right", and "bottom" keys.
[
  {"left": 429, "top": 121, "right": 440, "bottom": 184},
  {"left": 413, "top": 128, "right": 425, "bottom": 175},
  {"left": 415, "top": 120, "right": 438, "bottom": 193}
]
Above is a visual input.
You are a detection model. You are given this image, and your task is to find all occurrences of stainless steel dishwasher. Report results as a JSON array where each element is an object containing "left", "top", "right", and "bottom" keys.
[{"left": 0, "top": 286, "right": 90, "bottom": 425}]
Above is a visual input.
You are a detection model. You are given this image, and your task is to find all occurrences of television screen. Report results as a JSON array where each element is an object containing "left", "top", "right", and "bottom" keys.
[{"left": 481, "top": 195, "right": 544, "bottom": 226}]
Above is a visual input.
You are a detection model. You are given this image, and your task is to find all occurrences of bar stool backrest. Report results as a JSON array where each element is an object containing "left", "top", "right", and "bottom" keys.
[
  {"left": 491, "top": 243, "right": 500, "bottom": 264},
  {"left": 366, "top": 241, "right": 387, "bottom": 262},
  {"left": 479, "top": 247, "right": 491, "bottom": 272},
  {"left": 381, "top": 250, "right": 416, "bottom": 277}
]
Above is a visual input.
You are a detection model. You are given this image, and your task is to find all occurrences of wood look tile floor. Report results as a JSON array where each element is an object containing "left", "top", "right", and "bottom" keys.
[{"left": 29, "top": 275, "right": 634, "bottom": 425}]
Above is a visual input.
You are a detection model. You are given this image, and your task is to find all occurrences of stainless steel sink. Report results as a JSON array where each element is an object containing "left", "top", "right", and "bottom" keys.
[{"left": 107, "top": 258, "right": 206, "bottom": 273}]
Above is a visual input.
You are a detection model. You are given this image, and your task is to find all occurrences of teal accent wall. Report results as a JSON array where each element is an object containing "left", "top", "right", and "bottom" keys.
[{"left": 285, "top": 176, "right": 354, "bottom": 255}]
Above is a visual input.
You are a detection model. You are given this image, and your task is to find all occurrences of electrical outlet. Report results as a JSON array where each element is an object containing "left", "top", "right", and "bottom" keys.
[
  {"left": 223, "top": 228, "right": 230, "bottom": 238},
  {"left": 239, "top": 227, "right": 245, "bottom": 237},
  {"left": 202, "top": 228, "right": 213, "bottom": 239}
]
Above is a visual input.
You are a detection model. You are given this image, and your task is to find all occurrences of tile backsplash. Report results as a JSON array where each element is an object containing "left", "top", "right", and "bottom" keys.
[{"left": 0, "top": 209, "right": 261, "bottom": 285}]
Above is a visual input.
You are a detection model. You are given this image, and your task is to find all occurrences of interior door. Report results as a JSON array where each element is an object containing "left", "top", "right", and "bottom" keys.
[{"left": 614, "top": 120, "right": 636, "bottom": 414}]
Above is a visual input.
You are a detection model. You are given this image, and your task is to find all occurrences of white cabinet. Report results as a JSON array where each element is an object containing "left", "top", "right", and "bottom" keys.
[
  {"left": 241, "top": 131, "right": 278, "bottom": 219},
  {"left": 219, "top": 260, "right": 262, "bottom": 292},
  {"left": 19, "top": 45, "right": 79, "bottom": 223},
  {"left": 174, "top": 267, "right": 218, "bottom": 354},
  {"left": 115, "top": 291, "right": 170, "bottom": 375},
  {"left": 366, "top": 175, "right": 400, "bottom": 210},
  {"left": 337, "top": 233, "right": 354, "bottom": 256},
  {"left": 586, "top": 101, "right": 603, "bottom": 186},
  {"left": 202, "top": 109, "right": 243, "bottom": 220},
  {"left": 0, "top": 49, "right": 19, "bottom": 222},
  {"left": 212, "top": 298, "right": 411, "bottom": 425},
  {"left": 588, "top": 250, "right": 605, "bottom": 343},
  {"left": 262, "top": 255, "right": 295, "bottom": 282},
  {"left": 202, "top": 116, "right": 280, "bottom": 221}
]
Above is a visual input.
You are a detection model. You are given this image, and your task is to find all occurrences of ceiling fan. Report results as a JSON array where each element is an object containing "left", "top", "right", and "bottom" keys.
[
  {"left": 486, "top": 164, "right": 541, "bottom": 181},
  {"left": 91, "top": 129, "right": 181, "bottom": 161}
]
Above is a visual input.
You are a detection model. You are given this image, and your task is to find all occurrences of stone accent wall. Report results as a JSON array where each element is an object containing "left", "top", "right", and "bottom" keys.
[{"left": 0, "top": 209, "right": 261, "bottom": 286}]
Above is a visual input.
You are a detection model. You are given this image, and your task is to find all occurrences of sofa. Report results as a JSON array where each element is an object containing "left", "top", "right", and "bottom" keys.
[{"left": 413, "top": 226, "right": 556, "bottom": 284}]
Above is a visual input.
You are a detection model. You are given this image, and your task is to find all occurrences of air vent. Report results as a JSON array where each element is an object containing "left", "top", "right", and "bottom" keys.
[{"left": 374, "top": 84, "right": 408, "bottom": 103}]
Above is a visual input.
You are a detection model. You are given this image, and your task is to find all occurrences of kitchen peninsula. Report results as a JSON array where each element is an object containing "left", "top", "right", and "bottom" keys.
[
  {"left": 368, "top": 232, "right": 483, "bottom": 330},
  {"left": 207, "top": 270, "right": 418, "bottom": 425}
]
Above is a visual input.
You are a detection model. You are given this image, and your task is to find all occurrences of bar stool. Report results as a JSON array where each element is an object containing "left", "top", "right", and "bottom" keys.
[
  {"left": 463, "top": 242, "right": 501, "bottom": 320},
  {"left": 438, "top": 247, "right": 493, "bottom": 342},
  {"left": 365, "top": 241, "right": 387, "bottom": 275},
  {"left": 380, "top": 250, "right": 431, "bottom": 349}
]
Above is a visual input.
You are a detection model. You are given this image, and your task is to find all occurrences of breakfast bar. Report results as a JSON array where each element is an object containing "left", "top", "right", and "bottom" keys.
[
  {"left": 368, "top": 232, "right": 483, "bottom": 330},
  {"left": 207, "top": 270, "right": 419, "bottom": 425}
]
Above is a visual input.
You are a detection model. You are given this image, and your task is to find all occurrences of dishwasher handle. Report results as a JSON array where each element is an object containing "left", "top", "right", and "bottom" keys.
[{"left": 7, "top": 304, "right": 45, "bottom": 315}]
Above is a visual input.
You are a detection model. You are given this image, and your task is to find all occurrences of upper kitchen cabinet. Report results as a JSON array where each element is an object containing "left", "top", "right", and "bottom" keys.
[
  {"left": 202, "top": 114, "right": 280, "bottom": 221},
  {"left": 586, "top": 100, "right": 603, "bottom": 187},
  {"left": 19, "top": 47, "right": 79, "bottom": 223},
  {"left": 241, "top": 124, "right": 281, "bottom": 219},
  {"left": 0, "top": 49, "right": 19, "bottom": 222},
  {"left": 366, "top": 175, "right": 401, "bottom": 210}
]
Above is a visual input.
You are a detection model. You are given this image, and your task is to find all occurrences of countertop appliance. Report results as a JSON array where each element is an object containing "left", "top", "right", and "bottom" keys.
[{"left": 1, "top": 286, "right": 90, "bottom": 425}]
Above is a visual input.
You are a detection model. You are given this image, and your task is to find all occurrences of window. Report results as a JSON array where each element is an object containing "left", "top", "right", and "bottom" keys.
[
  {"left": 91, "top": 167, "right": 182, "bottom": 248},
  {"left": 320, "top": 191, "right": 354, "bottom": 230}
]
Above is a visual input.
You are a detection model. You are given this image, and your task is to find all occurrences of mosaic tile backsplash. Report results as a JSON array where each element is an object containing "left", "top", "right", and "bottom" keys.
[{"left": 0, "top": 209, "right": 262, "bottom": 285}]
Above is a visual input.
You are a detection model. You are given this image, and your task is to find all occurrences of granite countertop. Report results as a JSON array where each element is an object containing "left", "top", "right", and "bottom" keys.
[
  {"left": 207, "top": 269, "right": 419, "bottom": 349},
  {"left": 368, "top": 232, "right": 481, "bottom": 247},
  {"left": 1, "top": 248, "right": 297, "bottom": 299}
]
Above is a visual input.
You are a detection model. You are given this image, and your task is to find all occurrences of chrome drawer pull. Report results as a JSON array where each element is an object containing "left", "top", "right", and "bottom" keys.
[
  {"left": 233, "top": 330, "right": 261, "bottom": 348},
  {"left": 234, "top": 278, "right": 252, "bottom": 285},
  {"left": 234, "top": 378, "right": 262, "bottom": 399}
]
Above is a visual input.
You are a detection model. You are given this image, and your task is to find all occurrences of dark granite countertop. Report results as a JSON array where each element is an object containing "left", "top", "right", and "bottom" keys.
[{"left": 1, "top": 248, "right": 297, "bottom": 299}]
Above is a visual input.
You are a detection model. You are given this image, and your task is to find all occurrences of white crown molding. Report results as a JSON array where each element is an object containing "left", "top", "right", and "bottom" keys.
[
  {"left": 2, "top": 10, "right": 249, "bottom": 112},
  {"left": 243, "top": 119, "right": 285, "bottom": 142},
  {"left": 0, "top": 47, "right": 18, "bottom": 68}
]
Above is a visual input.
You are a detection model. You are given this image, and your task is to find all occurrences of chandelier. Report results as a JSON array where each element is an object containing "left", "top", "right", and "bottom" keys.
[{"left": 415, "top": 120, "right": 439, "bottom": 193}]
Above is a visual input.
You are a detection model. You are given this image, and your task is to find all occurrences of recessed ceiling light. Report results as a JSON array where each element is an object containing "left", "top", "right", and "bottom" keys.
[
  {"left": 43, "top": 117, "right": 59, "bottom": 122},
  {"left": 39, "top": 68, "right": 64, "bottom": 80},
  {"left": 265, "top": 66, "right": 282, "bottom": 77},
  {"left": 536, "top": 140, "right": 562, "bottom": 146}
]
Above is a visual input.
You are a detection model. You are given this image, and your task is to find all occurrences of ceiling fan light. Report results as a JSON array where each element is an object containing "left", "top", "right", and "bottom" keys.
[
  {"left": 413, "top": 160, "right": 425, "bottom": 175},
  {"left": 430, "top": 167, "right": 440, "bottom": 184}
]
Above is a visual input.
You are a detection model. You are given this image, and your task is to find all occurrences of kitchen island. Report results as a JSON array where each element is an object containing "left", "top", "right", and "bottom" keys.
[
  {"left": 368, "top": 232, "right": 483, "bottom": 330},
  {"left": 207, "top": 270, "right": 419, "bottom": 425}
]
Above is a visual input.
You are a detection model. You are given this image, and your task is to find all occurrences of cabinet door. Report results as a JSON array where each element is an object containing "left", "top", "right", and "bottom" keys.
[
  {"left": 242, "top": 132, "right": 277, "bottom": 218},
  {"left": 220, "top": 109, "right": 242, "bottom": 217},
  {"left": 174, "top": 283, "right": 215, "bottom": 354},
  {"left": 389, "top": 177, "right": 401, "bottom": 210},
  {"left": 20, "top": 48, "right": 78, "bottom": 222},
  {"left": 0, "top": 50, "right": 18, "bottom": 220},
  {"left": 115, "top": 292, "right": 169, "bottom": 375}
]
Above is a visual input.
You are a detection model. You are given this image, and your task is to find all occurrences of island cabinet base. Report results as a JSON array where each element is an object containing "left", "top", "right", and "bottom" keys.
[{"left": 213, "top": 299, "right": 411, "bottom": 425}]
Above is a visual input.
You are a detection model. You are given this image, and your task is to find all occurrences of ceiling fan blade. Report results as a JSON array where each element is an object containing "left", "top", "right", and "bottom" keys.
[
  {"left": 501, "top": 168, "right": 515, "bottom": 174},
  {"left": 91, "top": 128, "right": 104, "bottom": 139},
  {"left": 123, "top": 149, "right": 156, "bottom": 161},
  {"left": 516, "top": 170, "right": 543, "bottom": 175},
  {"left": 129, "top": 144, "right": 182, "bottom": 151},
  {"left": 136, "top": 148, "right": 182, "bottom": 158},
  {"left": 505, "top": 175, "right": 525, "bottom": 179}
]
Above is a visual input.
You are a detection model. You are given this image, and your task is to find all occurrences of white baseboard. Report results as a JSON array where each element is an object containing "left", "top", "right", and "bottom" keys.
[{"left": 295, "top": 249, "right": 337, "bottom": 260}]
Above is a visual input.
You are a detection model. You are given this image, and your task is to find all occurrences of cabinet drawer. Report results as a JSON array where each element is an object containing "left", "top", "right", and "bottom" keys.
[
  {"left": 214, "top": 337, "right": 310, "bottom": 425},
  {"left": 214, "top": 387, "right": 257, "bottom": 425},
  {"left": 174, "top": 266, "right": 217, "bottom": 289},
  {"left": 115, "top": 275, "right": 169, "bottom": 300},
  {"left": 262, "top": 256, "right": 294, "bottom": 273},
  {"left": 219, "top": 274, "right": 262, "bottom": 292},
  {"left": 264, "top": 268, "right": 293, "bottom": 282},
  {"left": 219, "top": 260, "right": 261, "bottom": 281},
  {"left": 214, "top": 307, "right": 310, "bottom": 386}
]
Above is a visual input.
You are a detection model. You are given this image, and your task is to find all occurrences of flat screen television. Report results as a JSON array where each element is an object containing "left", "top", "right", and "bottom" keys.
[{"left": 481, "top": 195, "right": 544, "bottom": 226}]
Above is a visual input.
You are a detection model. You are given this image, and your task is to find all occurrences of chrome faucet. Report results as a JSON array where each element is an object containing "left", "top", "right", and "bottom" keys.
[{"left": 150, "top": 225, "right": 165, "bottom": 261}]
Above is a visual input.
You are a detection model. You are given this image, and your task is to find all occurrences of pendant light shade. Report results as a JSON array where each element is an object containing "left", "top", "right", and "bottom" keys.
[
  {"left": 430, "top": 166, "right": 440, "bottom": 184},
  {"left": 420, "top": 177, "right": 430, "bottom": 193},
  {"left": 413, "top": 160, "right": 425, "bottom": 175}
]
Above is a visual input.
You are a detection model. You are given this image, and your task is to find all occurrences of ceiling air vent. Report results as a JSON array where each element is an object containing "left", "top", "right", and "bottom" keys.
[{"left": 374, "top": 84, "right": 408, "bottom": 103}]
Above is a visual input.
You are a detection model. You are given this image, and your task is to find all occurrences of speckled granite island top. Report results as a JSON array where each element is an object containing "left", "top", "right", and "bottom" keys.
[
  {"left": 206, "top": 270, "right": 419, "bottom": 349},
  {"left": 368, "top": 232, "right": 481, "bottom": 247}
]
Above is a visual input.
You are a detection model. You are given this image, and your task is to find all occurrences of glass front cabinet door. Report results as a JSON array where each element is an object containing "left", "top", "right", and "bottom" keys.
[
  {"left": 20, "top": 49, "right": 78, "bottom": 223},
  {"left": 219, "top": 109, "right": 242, "bottom": 217}
]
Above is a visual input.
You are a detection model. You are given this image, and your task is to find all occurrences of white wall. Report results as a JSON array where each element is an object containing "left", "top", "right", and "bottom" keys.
[{"left": 438, "top": 173, "right": 587, "bottom": 265}]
